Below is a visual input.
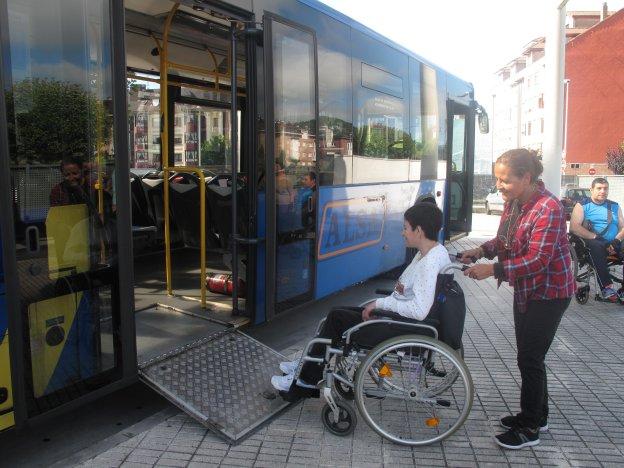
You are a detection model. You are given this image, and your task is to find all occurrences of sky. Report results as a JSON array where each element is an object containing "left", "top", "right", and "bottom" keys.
[
  {"left": 318, "top": 0, "right": 624, "bottom": 168},
  {"left": 318, "top": 0, "right": 624, "bottom": 105}
]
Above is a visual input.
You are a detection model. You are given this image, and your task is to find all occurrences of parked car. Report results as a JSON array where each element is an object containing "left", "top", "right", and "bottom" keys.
[
  {"left": 485, "top": 188, "right": 505, "bottom": 215},
  {"left": 561, "top": 187, "right": 591, "bottom": 219}
]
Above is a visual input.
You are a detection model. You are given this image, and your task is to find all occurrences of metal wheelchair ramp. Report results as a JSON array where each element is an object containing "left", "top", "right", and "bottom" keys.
[{"left": 138, "top": 329, "right": 290, "bottom": 443}]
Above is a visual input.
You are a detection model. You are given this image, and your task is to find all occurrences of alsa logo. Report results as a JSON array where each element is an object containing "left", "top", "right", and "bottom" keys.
[{"left": 318, "top": 196, "right": 386, "bottom": 260}]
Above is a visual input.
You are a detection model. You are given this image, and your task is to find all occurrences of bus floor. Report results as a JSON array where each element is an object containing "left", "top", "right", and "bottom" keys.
[
  {"left": 133, "top": 247, "right": 248, "bottom": 328},
  {"left": 135, "top": 306, "right": 226, "bottom": 364}
]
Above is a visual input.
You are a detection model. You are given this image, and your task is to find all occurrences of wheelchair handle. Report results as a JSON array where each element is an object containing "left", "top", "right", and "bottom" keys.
[
  {"left": 454, "top": 252, "right": 478, "bottom": 263},
  {"left": 441, "top": 263, "right": 469, "bottom": 274}
]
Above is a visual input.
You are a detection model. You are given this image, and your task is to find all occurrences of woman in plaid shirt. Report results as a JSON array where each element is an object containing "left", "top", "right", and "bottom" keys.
[{"left": 459, "top": 148, "right": 575, "bottom": 450}]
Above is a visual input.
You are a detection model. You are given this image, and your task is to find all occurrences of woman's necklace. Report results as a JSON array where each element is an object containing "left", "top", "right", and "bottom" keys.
[{"left": 502, "top": 199, "right": 522, "bottom": 250}]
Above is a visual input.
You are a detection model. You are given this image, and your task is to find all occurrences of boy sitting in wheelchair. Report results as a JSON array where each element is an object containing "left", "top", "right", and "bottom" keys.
[
  {"left": 569, "top": 177, "right": 624, "bottom": 303},
  {"left": 270, "top": 202, "right": 472, "bottom": 445}
]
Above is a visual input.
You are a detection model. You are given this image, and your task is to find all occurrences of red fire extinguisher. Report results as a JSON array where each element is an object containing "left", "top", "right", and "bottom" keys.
[{"left": 206, "top": 273, "right": 246, "bottom": 297}]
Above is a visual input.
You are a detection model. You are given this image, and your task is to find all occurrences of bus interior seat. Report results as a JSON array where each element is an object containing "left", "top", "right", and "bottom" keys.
[
  {"left": 206, "top": 175, "right": 234, "bottom": 249},
  {"left": 130, "top": 173, "right": 157, "bottom": 237},
  {"left": 169, "top": 173, "right": 209, "bottom": 249},
  {"left": 141, "top": 171, "right": 175, "bottom": 243}
]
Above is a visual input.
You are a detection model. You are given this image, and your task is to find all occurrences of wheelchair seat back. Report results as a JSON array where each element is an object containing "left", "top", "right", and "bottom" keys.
[{"left": 427, "top": 273, "right": 466, "bottom": 350}]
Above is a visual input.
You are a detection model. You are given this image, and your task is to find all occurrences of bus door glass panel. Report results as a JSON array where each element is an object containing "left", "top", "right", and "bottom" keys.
[
  {"left": 449, "top": 113, "right": 468, "bottom": 231},
  {"left": 4, "top": 0, "right": 122, "bottom": 416},
  {"left": 271, "top": 21, "right": 317, "bottom": 312},
  {"left": 127, "top": 78, "right": 161, "bottom": 171},
  {"left": 0, "top": 232, "right": 14, "bottom": 431},
  {"left": 172, "top": 102, "right": 240, "bottom": 173}
]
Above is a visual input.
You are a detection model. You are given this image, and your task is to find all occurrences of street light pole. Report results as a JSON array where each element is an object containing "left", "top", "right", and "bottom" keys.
[
  {"left": 491, "top": 93, "right": 496, "bottom": 175},
  {"left": 542, "top": 0, "right": 570, "bottom": 196}
]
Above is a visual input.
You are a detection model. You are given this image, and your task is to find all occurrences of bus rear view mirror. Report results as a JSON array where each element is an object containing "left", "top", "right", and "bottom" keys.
[{"left": 477, "top": 106, "right": 489, "bottom": 134}]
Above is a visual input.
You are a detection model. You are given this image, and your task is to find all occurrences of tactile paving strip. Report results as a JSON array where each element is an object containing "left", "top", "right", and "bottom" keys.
[{"left": 139, "top": 330, "right": 290, "bottom": 443}]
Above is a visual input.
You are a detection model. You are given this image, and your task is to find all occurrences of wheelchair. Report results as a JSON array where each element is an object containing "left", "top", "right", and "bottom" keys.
[
  {"left": 568, "top": 233, "right": 624, "bottom": 304},
  {"left": 283, "top": 264, "right": 473, "bottom": 446}
]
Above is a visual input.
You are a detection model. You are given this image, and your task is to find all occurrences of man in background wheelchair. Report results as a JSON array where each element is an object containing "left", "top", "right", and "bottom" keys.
[
  {"left": 270, "top": 202, "right": 472, "bottom": 445},
  {"left": 569, "top": 177, "right": 624, "bottom": 303}
]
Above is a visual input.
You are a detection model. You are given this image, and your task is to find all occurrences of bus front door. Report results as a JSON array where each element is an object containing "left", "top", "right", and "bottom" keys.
[
  {"left": 446, "top": 101, "right": 475, "bottom": 239},
  {"left": 264, "top": 15, "right": 318, "bottom": 319},
  {"left": 133, "top": 7, "right": 291, "bottom": 444}
]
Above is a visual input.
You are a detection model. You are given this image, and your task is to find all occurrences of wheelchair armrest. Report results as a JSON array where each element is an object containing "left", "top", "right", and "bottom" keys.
[
  {"left": 343, "top": 315, "right": 439, "bottom": 345},
  {"left": 375, "top": 288, "right": 394, "bottom": 296},
  {"left": 371, "top": 310, "right": 403, "bottom": 320},
  {"left": 315, "top": 317, "right": 327, "bottom": 335},
  {"left": 568, "top": 232, "right": 586, "bottom": 247},
  {"left": 372, "top": 310, "right": 440, "bottom": 327}
]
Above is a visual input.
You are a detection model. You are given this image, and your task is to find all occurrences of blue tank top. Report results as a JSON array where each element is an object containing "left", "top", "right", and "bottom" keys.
[{"left": 581, "top": 198, "right": 619, "bottom": 241}]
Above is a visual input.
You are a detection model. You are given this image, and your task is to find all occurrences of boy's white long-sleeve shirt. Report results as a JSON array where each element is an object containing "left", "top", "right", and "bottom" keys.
[{"left": 375, "top": 244, "right": 451, "bottom": 321}]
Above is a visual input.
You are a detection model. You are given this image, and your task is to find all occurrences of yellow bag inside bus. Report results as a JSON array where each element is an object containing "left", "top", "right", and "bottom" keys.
[
  {"left": 0, "top": 331, "right": 15, "bottom": 431},
  {"left": 28, "top": 291, "right": 98, "bottom": 398},
  {"left": 26, "top": 203, "right": 95, "bottom": 398},
  {"left": 46, "top": 204, "right": 90, "bottom": 279}
]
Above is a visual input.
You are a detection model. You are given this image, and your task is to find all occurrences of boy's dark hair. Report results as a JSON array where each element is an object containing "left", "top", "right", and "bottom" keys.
[
  {"left": 404, "top": 202, "right": 442, "bottom": 240},
  {"left": 591, "top": 177, "right": 608, "bottom": 188},
  {"left": 307, "top": 171, "right": 317, "bottom": 182},
  {"left": 59, "top": 154, "right": 84, "bottom": 172}
]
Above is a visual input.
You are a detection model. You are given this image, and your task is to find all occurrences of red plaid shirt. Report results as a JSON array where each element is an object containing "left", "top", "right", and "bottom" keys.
[{"left": 481, "top": 181, "right": 575, "bottom": 312}]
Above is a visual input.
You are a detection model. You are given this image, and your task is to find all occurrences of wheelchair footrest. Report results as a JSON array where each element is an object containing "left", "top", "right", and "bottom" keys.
[
  {"left": 279, "top": 385, "right": 320, "bottom": 402},
  {"left": 594, "top": 294, "right": 621, "bottom": 303}
]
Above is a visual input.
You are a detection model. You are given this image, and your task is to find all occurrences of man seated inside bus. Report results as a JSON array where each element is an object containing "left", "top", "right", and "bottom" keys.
[
  {"left": 570, "top": 177, "right": 624, "bottom": 302},
  {"left": 271, "top": 202, "right": 451, "bottom": 392}
]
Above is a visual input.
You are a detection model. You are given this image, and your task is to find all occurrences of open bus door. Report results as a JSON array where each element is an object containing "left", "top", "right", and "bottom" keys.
[
  {"left": 445, "top": 100, "right": 475, "bottom": 240},
  {"left": 263, "top": 14, "right": 318, "bottom": 320},
  {"left": 131, "top": 4, "right": 291, "bottom": 444}
]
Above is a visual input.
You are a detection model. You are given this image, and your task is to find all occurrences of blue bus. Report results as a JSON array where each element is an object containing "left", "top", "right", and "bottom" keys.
[{"left": 0, "top": 0, "right": 487, "bottom": 437}]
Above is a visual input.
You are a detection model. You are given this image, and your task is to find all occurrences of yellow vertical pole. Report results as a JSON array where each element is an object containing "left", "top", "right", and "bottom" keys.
[
  {"left": 162, "top": 3, "right": 179, "bottom": 296},
  {"left": 96, "top": 103, "right": 106, "bottom": 264}
]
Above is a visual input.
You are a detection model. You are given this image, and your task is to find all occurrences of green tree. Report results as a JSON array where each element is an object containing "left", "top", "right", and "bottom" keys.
[
  {"left": 606, "top": 140, "right": 624, "bottom": 175},
  {"left": 6, "top": 78, "right": 111, "bottom": 165},
  {"left": 200, "top": 135, "right": 229, "bottom": 165}
]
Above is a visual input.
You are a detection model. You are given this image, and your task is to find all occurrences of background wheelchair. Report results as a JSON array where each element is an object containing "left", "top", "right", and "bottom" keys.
[
  {"left": 284, "top": 264, "right": 473, "bottom": 446},
  {"left": 568, "top": 233, "right": 624, "bottom": 304}
]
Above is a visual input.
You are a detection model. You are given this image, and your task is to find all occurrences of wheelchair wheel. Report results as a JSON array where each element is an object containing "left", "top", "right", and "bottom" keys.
[
  {"left": 321, "top": 401, "right": 357, "bottom": 436},
  {"left": 354, "top": 335, "right": 473, "bottom": 446}
]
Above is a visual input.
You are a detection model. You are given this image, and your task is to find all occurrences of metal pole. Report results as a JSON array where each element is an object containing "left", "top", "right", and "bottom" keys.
[
  {"left": 162, "top": 3, "right": 178, "bottom": 296},
  {"left": 543, "top": 0, "right": 569, "bottom": 196},
  {"left": 491, "top": 93, "right": 495, "bottom": 174},
  {"left": 199, "top": 171, "right": 206, "bottom": 309},
  {"left": 230, "top": 24, "right": 239, "bottom": 314},
  {"left": 563, "top": 78, "right": 570, "bottom": 158}
]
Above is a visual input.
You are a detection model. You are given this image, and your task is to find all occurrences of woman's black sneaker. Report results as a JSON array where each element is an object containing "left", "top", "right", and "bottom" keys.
[
  {"left": 494, "top": 427, "right": 540, "bottom": 449},
  {"left": 500, "top": 414, "right": 548, "bottom": 432}
]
